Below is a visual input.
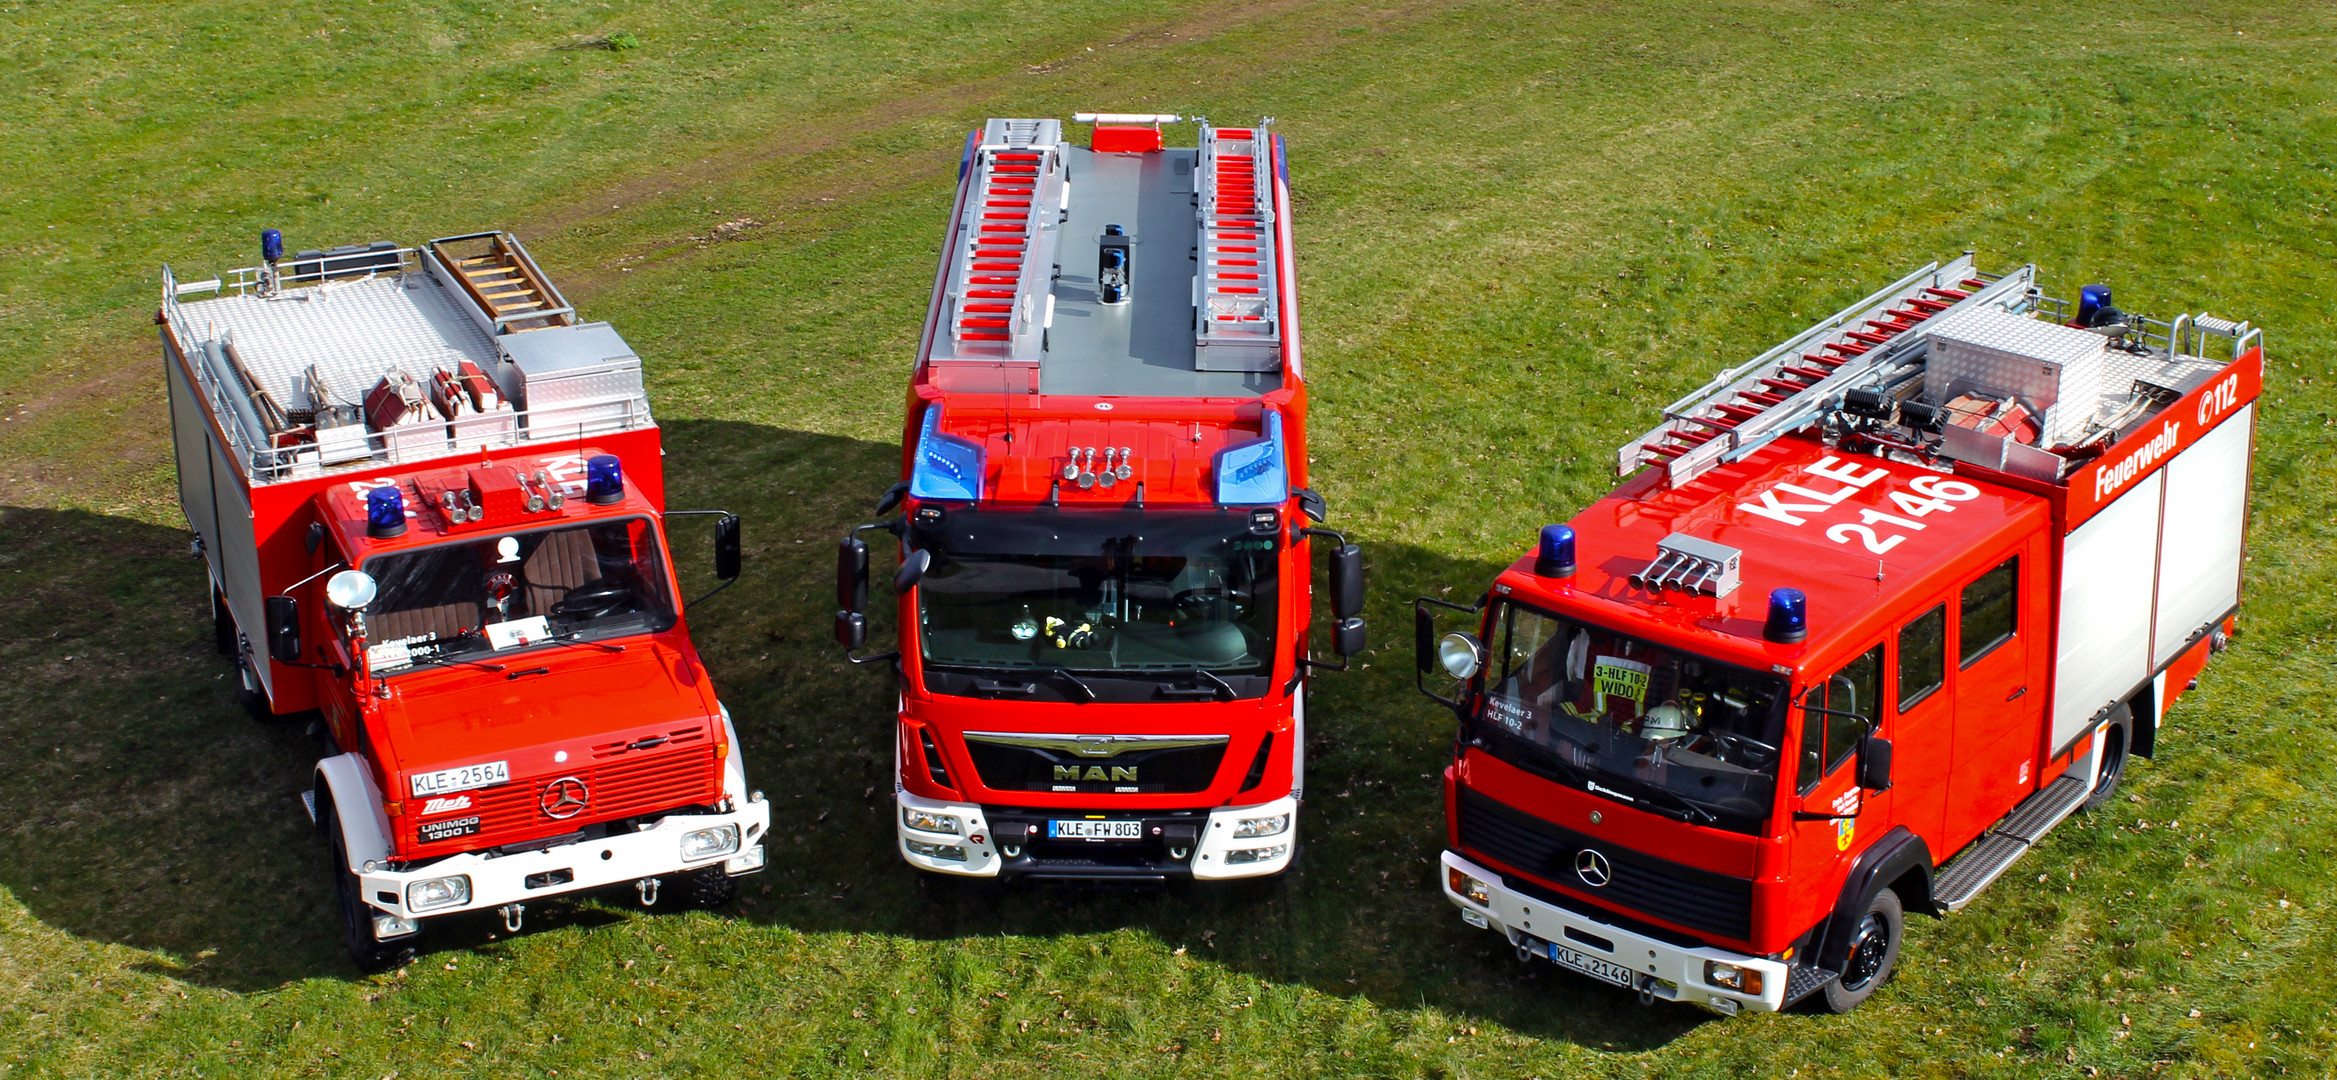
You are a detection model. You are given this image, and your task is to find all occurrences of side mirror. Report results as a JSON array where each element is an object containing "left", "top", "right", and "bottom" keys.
[
  {"left": 1415, "top": 607, "right": 1436, "bottom": 674},
  {"left": 894, "top": 548, "right": 931, "bottom": 593},
  {"left": 1438, "top": 632, "right": 1485, "bottom": 681},
  {"left": 834, "top": 610, "right": 868, "bottom": 651},
  {"left": 837, "top": 537, "right": 869, "bottom": 614},
  {"left": 1328, "top": 543, "right": 1364, "bottom": 620},
  {"left": 713, "top": 514, "right": 741, "bottom": 582},
  {"left": 265, "top": 595, "right": 301, "bottom": 663},
  {"left": 1332, "top": 617, "right": 1366, "bottom": 657},
  {"left": 1857, "top": 735, "right": 1894, "bottom": 792}
]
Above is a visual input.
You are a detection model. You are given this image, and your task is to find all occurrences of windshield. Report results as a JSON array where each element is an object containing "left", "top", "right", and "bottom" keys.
[
  {"left": 911, "top": 508, "right": 1278, "bottom": 676},
  {"left": 1476, "top": 600, "right": 1786, "bottom": 832},
  {"left": 358, "top": 516, "right": 675, "bottom": 674}
]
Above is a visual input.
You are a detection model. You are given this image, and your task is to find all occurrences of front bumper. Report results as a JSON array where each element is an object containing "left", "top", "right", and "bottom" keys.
[
  {"left": 358, "top": 796, "right": 771, "bottom": 924},
  {"left": 895, "top": 791, "right": 1298, "bottom": 881},
  {"left": 1440, "top": 850, "right": 1785, "bottom": 1014}
]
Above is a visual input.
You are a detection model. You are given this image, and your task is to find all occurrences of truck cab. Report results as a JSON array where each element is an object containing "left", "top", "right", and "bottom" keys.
[
  {"left": 160, "top": 231, "right": 769, "bottom": 969},
  {"left": 1422, "top": 256, "right": 2259, "bottom": 1013},
  {"left": 836, "top": 116, "right": 1365, "bottom": 883}
]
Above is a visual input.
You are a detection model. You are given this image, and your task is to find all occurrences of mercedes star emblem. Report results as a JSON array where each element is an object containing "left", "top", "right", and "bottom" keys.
[
  {"left": 539, "top": 776, "right": 590, "bottom": 819},
  {"left": 1574, "top": 848, "right": 1613, "bottom": 888}
]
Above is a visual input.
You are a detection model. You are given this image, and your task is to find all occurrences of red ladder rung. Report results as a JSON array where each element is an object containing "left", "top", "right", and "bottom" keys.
[{"left": 1924, "top": 287, "right": 1971, "bottom": 301}]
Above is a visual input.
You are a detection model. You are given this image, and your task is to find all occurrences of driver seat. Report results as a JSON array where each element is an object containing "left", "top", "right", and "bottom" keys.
[{"left": 523, "top": 529, "right": 603, "bottom": 617}]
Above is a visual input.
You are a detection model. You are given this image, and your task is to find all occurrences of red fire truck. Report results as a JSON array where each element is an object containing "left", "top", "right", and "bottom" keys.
[
  {"left": 1417, "top": 254, "right": 2260, "bottom": 1013},
  {"left": 161, "top": 230, "right": 768, "bottom": 969},
  {"left": 834, "top": 114, "right": 1365, "bottom": 883}
]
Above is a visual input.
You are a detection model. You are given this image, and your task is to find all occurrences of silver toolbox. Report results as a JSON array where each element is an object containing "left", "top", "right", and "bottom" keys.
[{"left": 501, "top": 322, "right": 653, "bottom": 435}]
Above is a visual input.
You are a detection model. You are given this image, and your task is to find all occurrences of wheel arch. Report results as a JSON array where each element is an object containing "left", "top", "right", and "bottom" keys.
[
  {"left": 314, "top": 753, "right": 393, "bottom": 873},
  {"left": 1816, "top": 826, "right": 1933, "bottom": 974}
]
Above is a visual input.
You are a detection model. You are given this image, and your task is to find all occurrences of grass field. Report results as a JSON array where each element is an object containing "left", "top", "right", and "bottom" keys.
[{"left": 4, "top": 0, "right": 2336, "bottom": 1076}]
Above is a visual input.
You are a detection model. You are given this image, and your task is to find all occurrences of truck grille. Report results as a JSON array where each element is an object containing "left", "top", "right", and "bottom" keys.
[
  {"left": 1458, "top": 787, "right": 1752, "bottom": 941},
  {"left": 408, "top": 737, "right": 719, "bottom": 854},
  {"left": 961, "top": 733, "right": 1229, "bottom": 794}
]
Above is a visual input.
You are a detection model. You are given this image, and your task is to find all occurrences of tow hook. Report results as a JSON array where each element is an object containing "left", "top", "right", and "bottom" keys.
[
  {"left": 499, "top": 903, "right": 525, "bottom": 934},
  {"left": 1515, "top": 942, "right": 1536, "bottom": 964},
  {"left": 1636, "top": 975, "right": 1660, "bottom": 1006},
  {"left": 635, "top": 877, "right": 660, "bottom": 907}
]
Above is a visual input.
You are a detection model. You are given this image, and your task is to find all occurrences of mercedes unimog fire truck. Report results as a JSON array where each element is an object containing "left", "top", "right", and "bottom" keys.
[
  {"left": 834, "top": 114, "right": 1365, "bottom": 883},
  {"left": 1417, "top": 254, "right": 2260, "bottom": 1013},
  {"left": 161, "top": 230, "right": 768, "bottom": 969}
]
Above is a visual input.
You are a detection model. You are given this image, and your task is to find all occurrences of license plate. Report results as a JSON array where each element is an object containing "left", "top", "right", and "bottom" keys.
[
  {"left": 1048, "top": 819, "right": 1143, "bottom": 840},
  {"left": 1547, "top": 940, "right": 1637, "bottom": 989},
  {"left": 418, "top": 815, "right": 482, "bottom": 843},
  {"left": 409, "top": 760, "right": 510, "bottom": 798}
]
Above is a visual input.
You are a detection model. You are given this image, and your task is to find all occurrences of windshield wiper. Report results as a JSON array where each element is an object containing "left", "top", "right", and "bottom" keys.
[
  {"left": 551, "top": 628, "right": 626, "bottom": 653},
  {"left": 1048, "top": 668, "right": 1098, "bottom": 704},
  {"left": 415, "top": 650, "right": 506, "bottom": 673},
  {"left": 1604, "top": 779, "right": 1719, "bottom": 825},
  {"left": 1178, "top": 668, "right": 1237, "bottom": 701}
]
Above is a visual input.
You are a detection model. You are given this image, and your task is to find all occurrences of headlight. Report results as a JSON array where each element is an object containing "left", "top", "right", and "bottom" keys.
[
  {"left": 1223, "top": 843, "right": 1288, "bottom": 866},
  {"left": 406, "top": 875, "right": 471, "bottom": 912},
  {"left": 1233, "top": 813, "right": 1289, "bottom": 838},
  {"left": 905, "top": 837, "right": 967, "bottom": 862},
  {"left": 1704, "top": 960, "right": 1764, "bottom": 995},
  {"left": 1447, "top": 867, "right": 1491, "bottom": 907},
  {"left": 679, "top": 824, "right": 742, "bottom": 861},
  {"left": 902, "top": 808, "right": 961, "bottom": 835}
]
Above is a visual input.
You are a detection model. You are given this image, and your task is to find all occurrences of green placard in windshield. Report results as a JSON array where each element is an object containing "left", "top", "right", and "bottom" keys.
[{"left": 1592, "top": 657, "right": 1652, "bottom": 709}]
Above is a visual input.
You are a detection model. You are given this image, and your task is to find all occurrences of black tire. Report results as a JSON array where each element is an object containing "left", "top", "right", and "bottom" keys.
[
  {"left": 2080, "top": 706, "right": 2132, "bottom": 813},
  {"left": 327, "top": 808, "right": 417, "bottom": 973},
  {"left": 676, "top": 864, "right": 738, "bottom": 909},
  {"left": 211, "top": 586, "right": 235, "bottom": 656},
  {"left": 1819, "top": 887, "right": 1904, "bottom": 1014}
]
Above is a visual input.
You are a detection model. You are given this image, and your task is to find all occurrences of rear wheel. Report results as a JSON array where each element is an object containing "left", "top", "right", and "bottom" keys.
[
  {"left": 1819, "top": 888, "right": 1903, "bottom": 1013},
  {"left": 2080, "top": 706, "right": 2132, "bottom": 813},
  {"left": 234, "top": 648, "right": 273, "bottom": 722},
  {"left": 211, "top": 586, "right": 235, "bottom": 656},
  {"left": 327, "top": 807, "right": 417, "bottom": 973}
]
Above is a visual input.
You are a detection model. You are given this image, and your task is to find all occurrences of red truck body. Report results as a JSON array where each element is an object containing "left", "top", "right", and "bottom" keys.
[
  {"left": 1423, "top": 257, "right": 2259, "bottom": 1013},
  {"left": 838, "top": 116, "right": 1363, "bottom": 882},
  {"left": 161, "top": 232, "right": 766, "bottom": 967}
]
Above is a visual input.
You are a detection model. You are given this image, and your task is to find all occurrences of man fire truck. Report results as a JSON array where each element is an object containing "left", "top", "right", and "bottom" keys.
[
  {"left": 162, "top": 230, "right": 768, "bottom": 970},
  {"left": 834, "top": 114, "right": 1365, "bottom": 883},
  {"left": 1417, "top": 254, "right": 2259, "bottom": 1013}
]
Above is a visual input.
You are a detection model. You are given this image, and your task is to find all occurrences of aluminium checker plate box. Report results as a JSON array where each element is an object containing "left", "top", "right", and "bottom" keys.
[
  {"left": 1923, "top": 307, "right": 2109, "bottom": 447},
  {"left": 500, "top": 322, "right": 653, "bottom": 436}
]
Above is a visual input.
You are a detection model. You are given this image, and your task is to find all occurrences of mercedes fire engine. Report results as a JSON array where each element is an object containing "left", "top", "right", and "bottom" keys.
[
  {"left": 161, "top": 230, "right": 768, "bottom": 969},
  {"left": 1417, "top": 254, "right": 2260, "bottom": 1013},
  {"left": 834, "top": 114, "right": 1365, "bottom": 882}
]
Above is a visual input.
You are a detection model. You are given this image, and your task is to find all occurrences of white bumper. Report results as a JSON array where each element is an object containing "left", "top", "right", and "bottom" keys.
[
  {"left": 361, "top": 796, "right": 770, "bottom": 922},
  {"left": 1441, "top": 850, "right": 1785, "bottom": 1014},
  {"left": 894, "top": 791, "right": 1299, "bottom": 881}
]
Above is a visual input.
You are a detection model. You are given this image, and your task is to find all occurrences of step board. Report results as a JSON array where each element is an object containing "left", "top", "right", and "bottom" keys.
[
  {"left": 1933, "top": 775, "right": 2089, "bottom": 911},
  {"left": 1780, "top": 962, "right": 1842, "bottom": 1008}
]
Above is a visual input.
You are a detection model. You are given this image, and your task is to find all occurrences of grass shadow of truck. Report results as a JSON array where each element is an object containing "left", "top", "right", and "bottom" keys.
[{"left": 0, "top": 420, "right": 1707, "bottom": 1047}]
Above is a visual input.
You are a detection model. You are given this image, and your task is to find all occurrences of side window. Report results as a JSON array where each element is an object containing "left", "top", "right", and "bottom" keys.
[
  {"left": 1897, "top": 604, "right": 1947, "bottom": 711},
  {"left": 1799, "top": 644, "right": 1882, "bottom": 793},
  {"left": 1960, "top": 556, "right": 2019, "bottom": 667}
]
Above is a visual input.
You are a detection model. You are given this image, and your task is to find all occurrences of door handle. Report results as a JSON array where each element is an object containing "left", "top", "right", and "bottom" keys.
[{"left": 2005, "top": 686, "right": 2027, "bottom": 702}]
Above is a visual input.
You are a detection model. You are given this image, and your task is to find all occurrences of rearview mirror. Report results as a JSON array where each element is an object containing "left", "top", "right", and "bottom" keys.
[
  {"left": 894, "top": 548, "right": 931, "bottom": 593},
  {"left": 1415, "top": 607, "right": 1436, "bottom": 674},
  {"left": 834, "top": 610, "right": 867, "bottom": 651},
  {"left": 1329, "top": 543, "right": 1364, "bottom": 620},
  {"left": 713, "top": 514, "right": 741, "bottom": 582},
  {"left": 265, "top": 595, "right": 301, "bottom": 663},
  {"left": 1333, "top": 617, "right": 1366, "bottom": 657},
  {"left": 1858, "top": 735, "right": 1894, "bottom": 792},
  {"left": 837, "top": 537, "right": 869, "bottom": 614}
]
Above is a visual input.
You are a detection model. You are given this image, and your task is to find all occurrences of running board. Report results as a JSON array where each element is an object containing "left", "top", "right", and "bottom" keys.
[
  {"left": 1932, "top": 775, "right": 2089, "bottom": 911},
  {"left": 1780, "top": 962, "right": 1842, "bottom": 1008}
]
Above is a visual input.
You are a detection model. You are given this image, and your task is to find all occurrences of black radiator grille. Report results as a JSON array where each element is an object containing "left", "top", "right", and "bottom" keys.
[
  {"left": 1458, "top": 787, "right": 1752, "bottom": 941},
  {"left": 962, "top": 735, "right": 1228, "bottom": 794}
]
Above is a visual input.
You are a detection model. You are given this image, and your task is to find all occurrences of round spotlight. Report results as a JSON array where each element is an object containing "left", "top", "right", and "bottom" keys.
[{"left": 325, "top": 570, "right": 378, "bottom": 611}]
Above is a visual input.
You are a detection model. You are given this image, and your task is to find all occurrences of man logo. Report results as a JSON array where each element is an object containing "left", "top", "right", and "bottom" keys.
[
  {"left": 1574, "top": 848, "right": 1614, "bottom": 888},
  {"left": 539, "top": 776, "right": 590, "bottom": 819},
  {"left": 1054, "top": 765, "right": 1138, "bottom": 783},
  {"left": 1074, "top": 736, "right": 1118, "bottom": 757}
]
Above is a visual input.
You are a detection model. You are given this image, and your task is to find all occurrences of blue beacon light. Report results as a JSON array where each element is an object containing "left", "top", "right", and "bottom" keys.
[
  {"left": 1764, "top": 587, "right": 1808, "bottom": 644},
  {"left": 1533, "top": 524, "right": 1576, "bottom": 578},
  {"left": 365, "top": 485, "right": 408, "bottom": 538},
  {"left": 585, "top": 454, "right": 625, "bottom": 505},
  {"left": 261, "top": 229, "right": 284, "bottom": 264}
]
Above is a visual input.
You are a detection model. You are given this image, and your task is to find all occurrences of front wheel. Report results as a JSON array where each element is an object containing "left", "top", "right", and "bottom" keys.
[
  {"left": 1819, "top": 887, "right": 1903, "bottom": 1013},
  {"left": 674, "top": 864, "right": 739, "bottom": 909},
  {"left": 328, "top": 810, "right": 417, "bottom": 973}
]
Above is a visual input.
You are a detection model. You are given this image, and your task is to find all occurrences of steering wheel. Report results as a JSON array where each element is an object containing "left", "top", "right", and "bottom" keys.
[
  {"left": 551, "top": 577, "right": 635, "bottom": 620},
  {"left": 1172, "top": 586, "right": 1251, "bottom": 617},
  {"left": 1709, "top": 729, "right": 1779, "bottom": 767}
]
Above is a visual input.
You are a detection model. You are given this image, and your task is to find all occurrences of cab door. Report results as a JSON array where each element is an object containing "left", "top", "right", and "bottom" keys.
[
  {"left": 1786, "top": 643, "right": 1886, "bottom": 923},
  {"left": 1944, "top": 549, "right": 2039, "bottom": 854},
  {"left": 1888, "top": 602, "right": 1952, "bottom": 851}
]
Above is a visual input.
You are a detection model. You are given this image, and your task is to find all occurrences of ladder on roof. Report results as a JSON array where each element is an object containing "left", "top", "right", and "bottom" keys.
[
  {"left": 428, "top": 232, "right": 576, "bottom": 334},
  {"left": 1616, "top": 254, "right": 2037, "bottom": 487},
  {"left": 1193, "top": 120, "right": 1282, "bottom": 371},
  {"left": 938, "top": 118, "right": 1066, "bottom": 363}
]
